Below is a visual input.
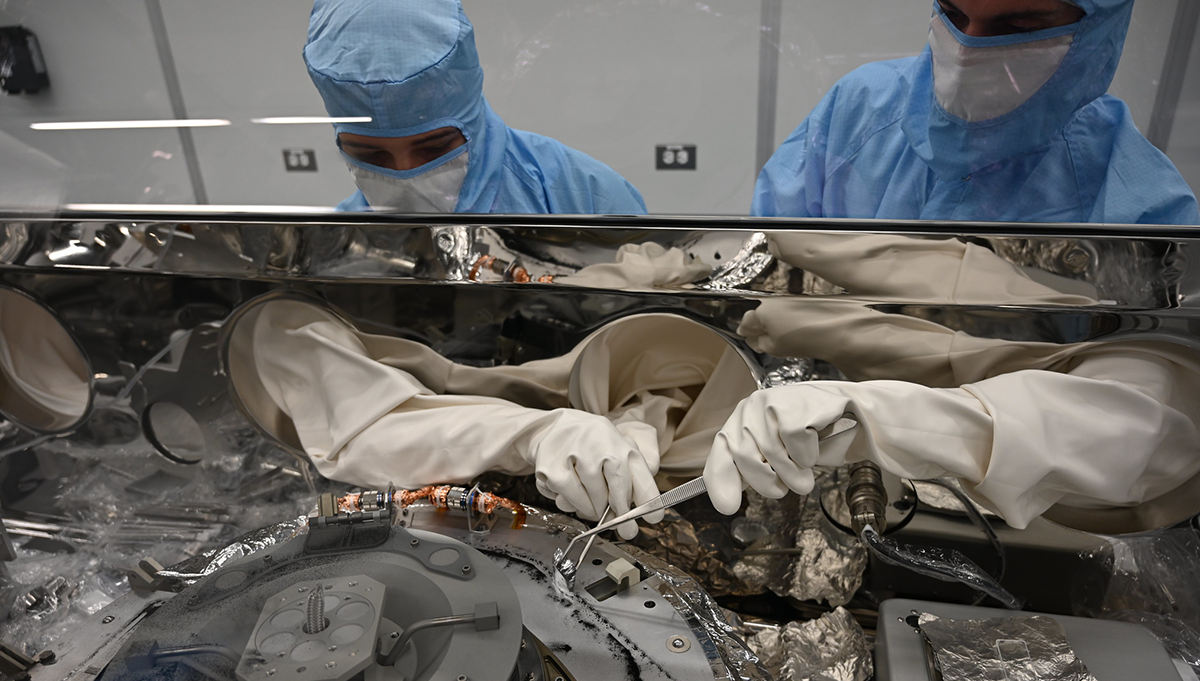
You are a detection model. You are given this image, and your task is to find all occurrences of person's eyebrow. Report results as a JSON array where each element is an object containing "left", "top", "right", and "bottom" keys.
[
  {"left": 338, "top": 140, "right": 384, "bottom": 150},
  {"left": 412, "top": 130, "right": 460, "bottom": 146},
  {"left": 992, "top": 8, "right": 1060, "bottom": 21}
]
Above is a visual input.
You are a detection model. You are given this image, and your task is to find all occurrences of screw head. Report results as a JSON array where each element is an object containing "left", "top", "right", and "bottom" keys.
[
  {"left": 347, "top": 581, "right": 357, "bottom": 587},
  {"left": 101, "top": 615, "right": 115, "bottom": 624},
  {"left": 266, "top": 671, "right": 276, "bottom": 677},
  {"left": 410, "top": 539, "right": 420, "bottom": 548},
  {"left": 325, "top": 661, "right": 336, "bottom": 669},
  {"left": 298, "top": 586, "right": 309, "bottom": 593},
  {"left": 461, "top": 565, "right": 472, "bottom": 574},
  {"left": 667, "top": 635, "right": 691, "bottom": 653},
  {"left": 328, "top": 646, "right": 337, "bottom": 652},
  {"left": 36, "top": 650, "right": 56, "bottom": 665}
]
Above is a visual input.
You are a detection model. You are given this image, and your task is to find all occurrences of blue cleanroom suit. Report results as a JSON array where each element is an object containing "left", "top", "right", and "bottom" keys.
[
  {"left": 304, "top": 0, "right": 646, "bottom": 214},
  {"left": 754, "top": 0, "right": 1199, "bottom": 225}
]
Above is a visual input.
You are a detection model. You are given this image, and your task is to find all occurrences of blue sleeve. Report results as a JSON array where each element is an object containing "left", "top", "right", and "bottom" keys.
[
  {"left": 1071, "top": 98, "right": 1200, "bottom": 226},
  {"left": 505, "top": 130, "right": 647, "bottom": 215},
  {"left": 753, "top": 84, "right": 842, "bottom": 218}
]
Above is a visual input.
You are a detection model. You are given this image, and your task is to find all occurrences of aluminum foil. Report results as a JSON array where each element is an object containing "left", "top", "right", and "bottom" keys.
[
  {"left": 156, "top": 515, "right": 307, "bottom": 585},
  {"left": 431, "top": 225, "right": 476, "bottom": 281},
  {"left": 622, "top": 543, "right": 774, "bottom": 681},
  {"left": 747, "top": 608, "right": 872, "bottom": 681},
  {"left": 702, "top": 232, "right": 775, "bottom": 291},
  {"left": 918, "top": 613, "right": 1098, "bottom": 681},
  {"left": 732, "top": 490, "right": 867, "bottom": 608},
  {"left": 762, "top": 357, "right": 815, "bottom": 388},
  {"left": 630, "top": 508, "right": 757, "bottom": 597}
]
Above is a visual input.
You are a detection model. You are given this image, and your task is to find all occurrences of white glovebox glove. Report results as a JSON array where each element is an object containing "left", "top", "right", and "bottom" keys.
[
  {"left": 0, "top": 290, "right": 90, "bottom": 429},
  {"left": 249, "top": 298, "right": 660, "bottom": 539},
  {"left": 704, "top": 340, "right": 1200, "bottom": 530},
  {"left": 557, "top": 242, "right": 712, "bottom": 290}
]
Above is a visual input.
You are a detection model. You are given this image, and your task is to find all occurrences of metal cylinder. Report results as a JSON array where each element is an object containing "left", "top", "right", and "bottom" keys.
[{"left": 846, "top": 461, "right": 888, "bottom": 536}]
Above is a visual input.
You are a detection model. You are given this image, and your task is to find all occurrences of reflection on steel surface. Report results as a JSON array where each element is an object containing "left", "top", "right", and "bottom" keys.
[{"left": 1, "top": 212, "right": 1200, "bottom": 534}]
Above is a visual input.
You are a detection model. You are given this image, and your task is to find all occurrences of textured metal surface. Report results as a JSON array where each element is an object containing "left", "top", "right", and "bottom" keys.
[
  {"left": 747, "top": 608, "right": 872, "bottom": 681},
  {"left": 918, "top": 613, "right": 1097, "bottom": 681},
  {"left": 732, "top": 490, "right": 867, "bottom": 608}
]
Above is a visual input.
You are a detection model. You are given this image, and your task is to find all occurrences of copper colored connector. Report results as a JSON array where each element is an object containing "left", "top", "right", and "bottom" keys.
[
  {"left": 333, "top": 484, "right": 528, "bottom": 528},
  {"left": 468, "top": 255, "right": 497, "bottom": 281}
]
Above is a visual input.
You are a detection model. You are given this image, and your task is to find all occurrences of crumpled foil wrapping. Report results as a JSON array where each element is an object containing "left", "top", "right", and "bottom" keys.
[
  {"left": 702, "top": 232, "right": 775, "bottom": 291},
  {"left": 732, "top": 490, "right": 867, "bottom": 607},
  {"left": 621, "top": 542, "right": 773, "bottom": 681},
  {"left": 747, "top": 608, "right": 872, "bottom": 681},
  {"left": 630, "top": 507, "right": 757, "bottom": 597},
  {"left": 918, "top": 613, "right": 1098, "bottom": 681},
  {"left": 762, "top": 357, "right": 815, "bottom": 388},
  {"left": 156, "top": 515, "right": 307, "bottom": 585}
]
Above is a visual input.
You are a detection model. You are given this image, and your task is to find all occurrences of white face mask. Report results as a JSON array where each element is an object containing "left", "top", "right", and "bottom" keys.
[
  {"left": 928, "top": 16, "right": 1074, "bottom": 123},
  {"left": 346, "top": 151, "right": 468, "bottom": 213}
]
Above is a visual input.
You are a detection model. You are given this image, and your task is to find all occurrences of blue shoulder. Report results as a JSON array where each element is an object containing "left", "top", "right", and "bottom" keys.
[
  {"left": 796, "top": 57, "right": 919, "bottom": 146},
  {"left": 1067, "top": 96, "right": 1199, "bottom": 226},
  {"left": 335, "top": 190, "right": 370, "bottom": 212},
  {"left": 503, "top": 129, "right": 647, "bottom": 214}
]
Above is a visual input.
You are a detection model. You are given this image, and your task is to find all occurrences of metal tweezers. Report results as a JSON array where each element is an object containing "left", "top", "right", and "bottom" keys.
[{"left": 558, "top": 414, "right": 859, "bottom": 567}]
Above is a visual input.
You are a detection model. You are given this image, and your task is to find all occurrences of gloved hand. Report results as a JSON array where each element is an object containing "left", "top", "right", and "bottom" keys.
[
  {"left": 526, "top": 409, "right": 663, "bottom": 538},
  {"left": 248, "top": 298, "right": 664, "bottom": 539},
  {"left": 704, "top": 385, "right": 858, "bottom": 514}
]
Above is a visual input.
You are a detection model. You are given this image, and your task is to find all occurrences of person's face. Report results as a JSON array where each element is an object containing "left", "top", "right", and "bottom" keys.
[
  {"left": 936, "top": 0, "right": 1086, "bottom": 37},
  {"left": 338, "top": 128, "right": 467, "bottom": 172}
]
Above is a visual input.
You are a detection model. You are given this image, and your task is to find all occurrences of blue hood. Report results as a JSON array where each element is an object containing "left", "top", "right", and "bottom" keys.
[
  {"left": 902, "top": 0, "right": 1135, "bottom": 176},
  {"left": 304, "top": 0, "right": 513, "bottom": 210}
]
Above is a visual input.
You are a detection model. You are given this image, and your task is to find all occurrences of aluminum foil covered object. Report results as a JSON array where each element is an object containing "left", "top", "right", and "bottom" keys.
[
  {"left": 746, "top": 608, "right": 872, "bottom": 681},
  {"left": 918, "top": 613, "right": 1098, "bottom": 681},
  {"left": 631, "top": 508, "right": 758, "bottom": 597},
  {"left": 732, "top": 490, "right": 867, "bottom": 608},
  {"left": 156, "top": 515, "right": 308, "bottom": 584}
]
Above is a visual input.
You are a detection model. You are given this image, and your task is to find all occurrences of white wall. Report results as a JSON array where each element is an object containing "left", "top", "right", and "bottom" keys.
[
  {"left": 0, "top": 0, "right": 194, "bottom": 204},
  {"left": 1168, "top": 8, "right": 1200, "bottom": 195},
  {"left": 0, "top": 0, "right": 1192, "bottom": 212},
  {"left": 158, "top": 0, "right": 356, "bottom": 207},
  {"left": 464, "top": 0, "right": 762, "bottom": 215}
]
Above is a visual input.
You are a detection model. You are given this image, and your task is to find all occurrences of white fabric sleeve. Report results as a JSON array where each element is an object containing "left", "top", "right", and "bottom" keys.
[
  {"left": 722, "top": 341, "right": 1200, "bottom": 530},
  {"left": 557, "top": 242, "right": 712, "bottom": 290},
  {"left": 249, "top": 299, "right": 660, "bottom": 537}
]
